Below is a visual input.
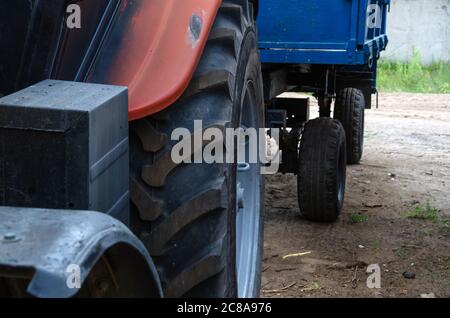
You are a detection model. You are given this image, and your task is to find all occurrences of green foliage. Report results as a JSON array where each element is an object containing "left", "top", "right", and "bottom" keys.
[
  {"left": 404, "top": 201, "right": 439, "bottom": 222},
  {"left": 378, "top": 49, "right": 450, "bottom": 93},
  {"left": 348, "top": 213, "right": 368, "bottom": 224},
  {"left": 395, "top": 247, "right": 409, "bottom": 259},
  {"left": 441, "top": 219, "right": 450, "bottom": 229}
]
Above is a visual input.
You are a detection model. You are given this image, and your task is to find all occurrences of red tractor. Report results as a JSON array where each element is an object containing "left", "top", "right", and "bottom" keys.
[{"left": 0, "top": 0, "right": 265, "bottom": 298}]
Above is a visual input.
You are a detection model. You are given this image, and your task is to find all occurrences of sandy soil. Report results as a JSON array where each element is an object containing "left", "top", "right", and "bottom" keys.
[{"left": 262, "top": 93, "right": 450, "bottom": 298}]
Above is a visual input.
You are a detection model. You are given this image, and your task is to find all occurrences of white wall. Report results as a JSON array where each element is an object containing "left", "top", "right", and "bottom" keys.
[{"left": 383, "top": 0, "right": 450, "bottom": 64}]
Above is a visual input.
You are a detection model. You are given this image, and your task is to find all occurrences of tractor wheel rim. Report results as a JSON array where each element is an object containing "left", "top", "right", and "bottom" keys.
[
  {"left": 236, "top": 80, "right": 261, "bottom": 298},
  {"left": 337, "top": 143, "right": 346, "bottom": 207}
]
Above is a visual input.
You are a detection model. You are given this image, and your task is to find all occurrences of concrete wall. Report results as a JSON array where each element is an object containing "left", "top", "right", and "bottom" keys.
[{"left": 383, "top": 0, "right": 450, "bottom": 64}]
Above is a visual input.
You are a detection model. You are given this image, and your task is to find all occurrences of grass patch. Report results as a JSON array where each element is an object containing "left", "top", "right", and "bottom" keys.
[
  {"left": 348, "top": 213, "right": 368, "bottom": 224},
  {"left": 404, "top": 201, "right": 439, "bottom": 222},
  {"left": 378, "top": 49, "right": 450, "bottom": 94},
  {"left": 441, "top": 219, "right": 450, "bottom": 229},
  {"left": 395, "top": 247, "right": 409, "bottom": 260},
  {"left": 372, "top": 239, "right": 381, "bottom": 251}
]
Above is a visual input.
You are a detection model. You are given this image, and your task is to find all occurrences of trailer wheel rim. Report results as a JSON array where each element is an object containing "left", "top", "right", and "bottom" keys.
[{"left": 236, "top": 79, "right": 261, "bottom": 298}]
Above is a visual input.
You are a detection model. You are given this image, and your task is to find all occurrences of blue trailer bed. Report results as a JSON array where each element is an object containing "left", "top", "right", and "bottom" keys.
[{"left": 257, "top": 0, "right": 390, "bottom": 66}]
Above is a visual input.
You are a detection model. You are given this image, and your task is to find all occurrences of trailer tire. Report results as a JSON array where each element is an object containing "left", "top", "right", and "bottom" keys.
[
  {"left": 298, "top": 118, "right": 347, "bottom": 222},
  {"left": 129, "top": 0, "right": 264, "bottom": 298},
  {"left": 334, "top": 88, "right": 365, "bottom": 164}
]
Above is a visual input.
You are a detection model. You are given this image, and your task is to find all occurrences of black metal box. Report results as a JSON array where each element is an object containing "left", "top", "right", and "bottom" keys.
[{"left": 0, "top": 80, "right": 129, "bottom": 225}]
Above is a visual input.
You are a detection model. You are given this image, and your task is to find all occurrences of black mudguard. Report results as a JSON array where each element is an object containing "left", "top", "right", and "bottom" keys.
[{"left": 0, "top": 207, "right": 163, "bottom": 298}]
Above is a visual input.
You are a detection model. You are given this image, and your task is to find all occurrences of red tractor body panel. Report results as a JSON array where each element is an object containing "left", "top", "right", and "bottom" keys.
[{"left": 86, "top": 0, "right": 221, "bottom": 121}]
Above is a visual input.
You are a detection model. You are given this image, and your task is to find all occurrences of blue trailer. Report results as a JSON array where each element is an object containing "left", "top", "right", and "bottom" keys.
[
  {"left": 256, "top": 0, "right": 390, "bottom": 221},
  {"left": 258, "top": 0, "right": 389, "bottom": 66},
  {"left": 256, "top": 0, "right": 390, "bottom": 105},
  {"left": 257, "top": 0, "right": 390, "bottom": 104}
]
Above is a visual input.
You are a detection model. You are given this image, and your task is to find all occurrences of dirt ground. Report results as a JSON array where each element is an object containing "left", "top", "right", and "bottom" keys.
[{"left": 262, "top": 92, "right": 450, "bottom": 298}]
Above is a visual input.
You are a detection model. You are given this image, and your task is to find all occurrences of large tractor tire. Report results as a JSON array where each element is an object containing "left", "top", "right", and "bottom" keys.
[
  {"left": 129, "top": 0, "right": 264, "bottom": 298},
  {"left": 334, "top": 88, "right": 365, "bottom": 164},
  {"left": 298, "top": 118, "right": 347, "bottom": 222}
]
